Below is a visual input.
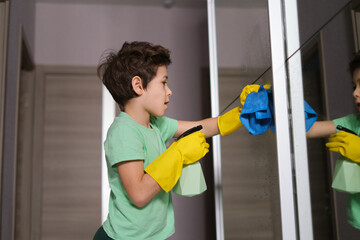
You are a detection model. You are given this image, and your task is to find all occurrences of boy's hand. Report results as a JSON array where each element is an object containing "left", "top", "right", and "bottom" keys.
[
  {"left": 218, "top": 107, "right": 243, "bottom": 136},
  {"left": 240, "top": 84, "right": 271, "bottom": 106},
  {"left": 145, "top": 131, "right": 209, "bottom": 192},
  {"left": 326, "top": 131, "right": 360, "bottom": 163},
  {"left": 174, "top": 131, "right": 209, "bottom": 164}
]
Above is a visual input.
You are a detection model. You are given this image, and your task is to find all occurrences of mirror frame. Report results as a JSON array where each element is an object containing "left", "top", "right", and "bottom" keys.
[
  {"left": 351, "top": 0, "right": 360, "bottom": 52},
  {"left": 0, "top": 0, "right": 9, "bottom": 223}
]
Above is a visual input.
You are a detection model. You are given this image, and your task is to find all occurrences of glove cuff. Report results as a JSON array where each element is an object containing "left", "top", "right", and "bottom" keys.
[
  {"left": 145, "top": 149, "right": 183, "bottom": 193},
  {"left": 218, "top": 107, "right": 242, "bottom": 136}
]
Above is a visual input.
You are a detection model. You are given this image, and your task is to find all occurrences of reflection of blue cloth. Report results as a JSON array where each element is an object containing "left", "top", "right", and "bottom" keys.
[
  {"left": 267, "top": 88, "right": 276, "bottom": 132},
  {"left": 304, "top": 100, "right": 317, "bottom": 131},
  {"left": 240, "top": 85, "right": 317, "bottom": 135},
  {"left": 240, "top": 86, "right": 272, "bottom": 135}
]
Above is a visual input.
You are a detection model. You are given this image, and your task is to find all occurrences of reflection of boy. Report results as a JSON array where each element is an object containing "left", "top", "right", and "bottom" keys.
[
  {"left": 241, "top": 53, "right": 360, "bottom": 230},
  {"left": 307, "top": 53, "right": 360, "bottom": 230},
  {"left": 327, "top": 115, "right": 360, "bottom": 230},
  {"left": 93, "top": 41, "right": 243, "bottom": 239}
]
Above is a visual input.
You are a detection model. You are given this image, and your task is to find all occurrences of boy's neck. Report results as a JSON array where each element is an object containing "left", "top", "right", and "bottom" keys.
[{"left": 124, "top": 102, "right": 151, "bottom": 129}]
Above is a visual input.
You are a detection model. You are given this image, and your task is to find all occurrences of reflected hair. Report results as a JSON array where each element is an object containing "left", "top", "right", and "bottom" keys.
[
  {"left": 97, "top": 41, "right": 171, "bottom": 111},
  {"left": 349, "top": 51, "right": 360, "bottom": 77}
]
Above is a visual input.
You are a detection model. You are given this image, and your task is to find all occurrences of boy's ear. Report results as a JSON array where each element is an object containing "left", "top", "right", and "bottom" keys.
[{"left": 132, "top": 76, "right": 144, "bottom": 95}]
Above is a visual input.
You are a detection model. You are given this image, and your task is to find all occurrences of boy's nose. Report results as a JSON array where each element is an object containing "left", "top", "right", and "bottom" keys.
[
  {"left": 167, "top": 86, "right": 172, "bottom": 96},
  {"left": 354, "top": 86, "right": 360, "bottom": 98}
]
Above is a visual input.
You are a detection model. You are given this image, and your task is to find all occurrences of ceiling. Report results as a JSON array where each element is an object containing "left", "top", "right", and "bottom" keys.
[{"left": 35, "top": 0, "right": 267, "bottom": 8}]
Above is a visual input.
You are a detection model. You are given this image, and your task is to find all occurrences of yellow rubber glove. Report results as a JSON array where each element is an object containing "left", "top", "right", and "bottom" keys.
[
  {"left": 240, "top": 84, "right": 272, "bottom": 106},
  {"left": 145, "top": 131, "right": 209, "bottom": 193},
  {"left": 326, "top": 131, "right": 360, "bottom": 163},
  {"left": 218, "top": 107, "right": 243, "bottom": 136}
]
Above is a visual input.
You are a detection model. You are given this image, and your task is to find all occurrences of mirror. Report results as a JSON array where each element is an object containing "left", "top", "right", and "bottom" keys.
[
  {"left": 215, "top": 0, "right": 360, "bottom": 239},
  {"left": 215, "top": 1, "right": 280, "bottom": 239}
]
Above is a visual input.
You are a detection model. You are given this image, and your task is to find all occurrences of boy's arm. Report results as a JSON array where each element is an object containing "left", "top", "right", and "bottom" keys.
[
  {"left": 176, "top": 117, "right": 219, "bottom": 139},
  {"left": 117, "top": 131, "right": 209, "bottom": 206},
  {"left": 175, "top": 107, "right": 242, "bottom": 139},
  {"left": 117, "top": 160, "right": 162, "bottom": 208},
  {"left": 306, "top": 120, "right": 336, "bottom": 138}
]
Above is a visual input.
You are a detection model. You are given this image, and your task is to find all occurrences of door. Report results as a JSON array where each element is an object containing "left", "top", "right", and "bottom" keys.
[{"left": 34, "top": 66, "right": 102, "bottom": 239}]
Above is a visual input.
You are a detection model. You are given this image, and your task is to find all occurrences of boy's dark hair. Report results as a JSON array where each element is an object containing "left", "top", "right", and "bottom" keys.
[
  {"left": 97, "top": 41, "right": 171, "bottom": 110},
  {"left": 349, "top": 51, "right": 360, "bottom": 77}
]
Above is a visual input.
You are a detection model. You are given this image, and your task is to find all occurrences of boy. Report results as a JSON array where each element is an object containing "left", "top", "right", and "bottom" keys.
[{"left": 93, "top": 41, "right": 243, "bottom": 239}]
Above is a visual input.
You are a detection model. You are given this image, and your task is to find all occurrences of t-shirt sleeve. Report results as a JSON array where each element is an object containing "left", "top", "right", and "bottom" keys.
[
  {"left": 105, "top": 125, "right": 145, "bottom": 167},
  {"left": 151, "top": 116, "right": 178, "bottom": 144},
  {"left": 333, "top": 114, "right": 359, "bottom": 134}
]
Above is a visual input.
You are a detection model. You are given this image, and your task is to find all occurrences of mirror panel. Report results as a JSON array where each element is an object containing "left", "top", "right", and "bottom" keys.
[
  {"left": 297, "top": 0, "right": 360, "bottom": 239},
  {"left": 215, "top": 0, "right": 360, "bottom": 239},
  {"left": 215, "top": 1, "right": 282, "bottom": 239}
]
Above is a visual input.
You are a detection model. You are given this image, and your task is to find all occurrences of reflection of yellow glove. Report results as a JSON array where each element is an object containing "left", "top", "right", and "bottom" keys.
[
  {"left": 145, "top": 131, "right": 209, "bottom": 193},
  {"left": 218, "top": 107, "right": 243, "bottom": 136},
  {"left": 326, "top": 131, "right": 360, "bottom": 163},
  {"left": 240, "top": 84, "right": 272, "bottom": 106}
]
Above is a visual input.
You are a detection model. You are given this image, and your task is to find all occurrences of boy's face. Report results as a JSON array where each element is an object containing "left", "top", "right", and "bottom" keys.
[
  {"left": 353, "top": 68, "right": 360, "bottom": 111},
  {"left": 143, "top": 65, "right": 172, "bottom": 117}
]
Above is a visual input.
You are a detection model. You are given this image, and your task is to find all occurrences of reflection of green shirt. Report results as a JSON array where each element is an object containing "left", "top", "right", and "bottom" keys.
[
  {"left": 347, "top": 193, "right": 360, "bottom": 229},
  {"left": 333, "top": 113, "right": 360, "bottom": 136},
  {"left": 333, "top": 113, "right": 360, "bottom": 230},
  {"left": 103, "top": 112, "right": 178, "bottom": 239}
]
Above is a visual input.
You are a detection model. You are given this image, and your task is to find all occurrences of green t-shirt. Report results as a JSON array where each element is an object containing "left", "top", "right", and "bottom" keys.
[
  {"left": 103, "top": 112, "right": 178, "bottom": 239},
  {"left": 333, "top": 113, "right": 360, "bottom": 230}
]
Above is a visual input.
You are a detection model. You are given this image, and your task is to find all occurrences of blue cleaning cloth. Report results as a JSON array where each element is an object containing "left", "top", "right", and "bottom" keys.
[
  {"left": 240, "top": 86, "right": 317, "bottom": 134},
  {"left": 303, "top": 100, "right": 317, "bottom": 131},
  {"left": 267, "top": 88, "right": 276, "bottom": 132},
  {"left": 269, "top": 97, "right": 317, "bottom": 132},
  {"left": 268, "top": 88, "right": 317, "bottom": 132},
  {"left": 240, "top": 86, "right": 273, "bottom": 135}
]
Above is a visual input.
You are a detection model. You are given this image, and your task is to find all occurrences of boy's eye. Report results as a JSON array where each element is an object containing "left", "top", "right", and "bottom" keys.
[{"left": 353, "top": 83, "right": 358, "bottom": 90}]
